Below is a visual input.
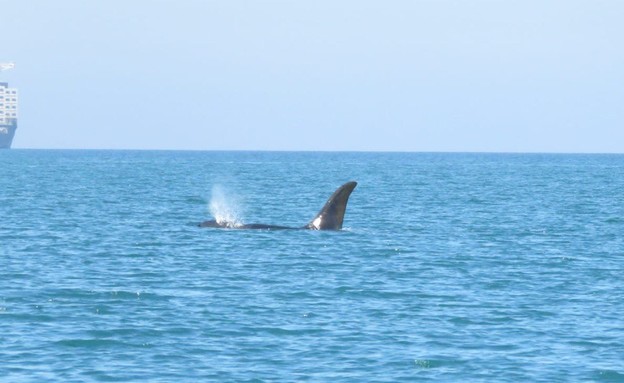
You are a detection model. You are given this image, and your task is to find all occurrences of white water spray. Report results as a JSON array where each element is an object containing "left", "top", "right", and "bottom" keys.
[{"left": 209, "top": 185, "right": 244, "bottom": 228}]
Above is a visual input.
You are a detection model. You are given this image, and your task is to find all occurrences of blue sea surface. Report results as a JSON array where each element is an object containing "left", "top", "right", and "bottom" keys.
[{"left": 1, "top": 150, "right": 623, "bottom": 382}]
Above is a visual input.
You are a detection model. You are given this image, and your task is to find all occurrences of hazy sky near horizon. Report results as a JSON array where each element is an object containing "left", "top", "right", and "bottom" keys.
[{"left": 2, "top": 0, "right": 623, "bottom": 152}]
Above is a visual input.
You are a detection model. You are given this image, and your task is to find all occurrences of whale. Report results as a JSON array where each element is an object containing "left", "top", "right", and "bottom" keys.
[{"left": 199, "top": 181, "right": 357, "bottom": 230}]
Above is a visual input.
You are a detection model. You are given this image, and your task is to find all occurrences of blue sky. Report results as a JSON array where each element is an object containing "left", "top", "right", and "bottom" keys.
[{"left": 2, "top": 0, "right": 623, "bottom": 152}]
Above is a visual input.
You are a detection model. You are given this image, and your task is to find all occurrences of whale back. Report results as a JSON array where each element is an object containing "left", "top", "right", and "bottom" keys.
[{"left": 199, "top": 181, "right": 358, "bottom": 230}]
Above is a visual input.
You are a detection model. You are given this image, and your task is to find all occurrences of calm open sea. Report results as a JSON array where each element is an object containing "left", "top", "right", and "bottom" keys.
[{"left": 1, "top": 150, "right": 623, "bottom": 382}]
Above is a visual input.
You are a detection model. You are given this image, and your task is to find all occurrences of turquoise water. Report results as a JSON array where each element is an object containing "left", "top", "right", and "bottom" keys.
[{"left": 1, "top": 150, "right": 623, "bottom": 382}]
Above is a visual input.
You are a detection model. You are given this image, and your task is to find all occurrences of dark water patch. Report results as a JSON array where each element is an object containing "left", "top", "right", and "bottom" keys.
[
  {"left": 242, "top": 326, "right": 327, "bottom": 337},
  {"left": 55, "top": 338, "right": 129, "bottom": 349},
  {"left": 593, "top": 370, "right": 624, "bottom": 382}
]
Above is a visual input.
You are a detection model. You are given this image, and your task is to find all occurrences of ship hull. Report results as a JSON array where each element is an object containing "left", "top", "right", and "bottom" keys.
[{"left": 0, "top": 120, "right": 17, "bottom": 149}]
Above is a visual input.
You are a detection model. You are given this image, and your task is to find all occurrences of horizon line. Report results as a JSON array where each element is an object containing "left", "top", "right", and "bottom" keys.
[{"left": 6, "top": 147, "right": 624, "bottom": 155}]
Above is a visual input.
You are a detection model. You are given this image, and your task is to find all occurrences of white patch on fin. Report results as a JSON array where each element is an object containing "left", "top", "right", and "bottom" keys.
[{"left": 312, "top": 216, "right": 323, "bottom": 230}]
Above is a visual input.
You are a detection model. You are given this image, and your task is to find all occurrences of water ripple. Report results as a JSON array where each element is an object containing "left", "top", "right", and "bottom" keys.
[{"left": 1, "top": 151, "right": 623, "bottom": 382}]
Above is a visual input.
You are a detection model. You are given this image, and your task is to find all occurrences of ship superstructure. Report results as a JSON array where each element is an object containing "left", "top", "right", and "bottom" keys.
[{"left": 0, "top": 62, "right": 17, "bottom": 149}]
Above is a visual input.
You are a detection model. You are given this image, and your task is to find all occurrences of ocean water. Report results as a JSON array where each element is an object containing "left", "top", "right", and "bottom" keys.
[{"left": 1, "top": 150, "right": 623, "bottom": 382}]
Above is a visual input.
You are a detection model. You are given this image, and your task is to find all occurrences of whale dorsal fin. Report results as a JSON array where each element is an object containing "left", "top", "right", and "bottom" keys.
[{"left": 305, "top": 181, "right": 357, "bottom": 230}]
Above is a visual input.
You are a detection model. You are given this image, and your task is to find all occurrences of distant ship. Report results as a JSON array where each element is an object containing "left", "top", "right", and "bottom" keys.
[{"left": 0, "top": 63, "right": 17, "bottom": 149}]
